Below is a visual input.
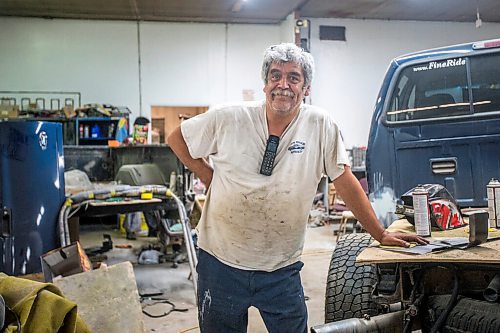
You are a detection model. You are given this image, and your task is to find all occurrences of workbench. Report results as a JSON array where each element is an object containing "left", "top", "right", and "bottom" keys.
[{"left": 357, "top": 219, "right": 500, "bottom": 264}]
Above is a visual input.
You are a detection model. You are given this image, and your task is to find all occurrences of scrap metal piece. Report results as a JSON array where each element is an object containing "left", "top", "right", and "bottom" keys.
[
  {"left": 311, "top": 310, "right": 404, "bottom": 333},
  {"left": 468, "top": 211, "right": 489, "bottom": 247}
]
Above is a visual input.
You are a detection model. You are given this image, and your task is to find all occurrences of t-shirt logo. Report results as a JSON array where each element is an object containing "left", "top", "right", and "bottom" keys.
[{"left": 288, "top": 141, "right": 305, "bottom": 154}]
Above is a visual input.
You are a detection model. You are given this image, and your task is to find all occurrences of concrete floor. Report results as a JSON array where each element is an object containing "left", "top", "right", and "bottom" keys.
[{"left": 79, "top": 222, "right": 342, "bottom": 333}]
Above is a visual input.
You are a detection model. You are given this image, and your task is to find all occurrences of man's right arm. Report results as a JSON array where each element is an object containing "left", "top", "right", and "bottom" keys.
[{"left": 167, "top": 126, "right": 214, "bottom": 189}]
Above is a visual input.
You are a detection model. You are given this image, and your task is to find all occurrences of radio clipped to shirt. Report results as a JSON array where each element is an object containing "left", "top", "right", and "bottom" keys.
[{"left": 260, "top": 135, "right": 280, "bottom": 176}]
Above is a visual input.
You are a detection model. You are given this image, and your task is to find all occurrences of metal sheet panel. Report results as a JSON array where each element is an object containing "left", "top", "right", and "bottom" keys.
[{"left": 0, "top": 120, "right": 65, "bottom": 275}]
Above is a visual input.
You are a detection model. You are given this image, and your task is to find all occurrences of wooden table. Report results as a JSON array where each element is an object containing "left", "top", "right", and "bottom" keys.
[{"left": 357, "top": 219, "right": 500, "bottom": 265}]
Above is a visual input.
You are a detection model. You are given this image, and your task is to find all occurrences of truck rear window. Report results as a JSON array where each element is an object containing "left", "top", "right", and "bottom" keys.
[
  {"left": 470, "top": 54, "right": 500, "bottom": 114},
  {"left": 387, "top": 53, "right": 500, "bottom": 122}
]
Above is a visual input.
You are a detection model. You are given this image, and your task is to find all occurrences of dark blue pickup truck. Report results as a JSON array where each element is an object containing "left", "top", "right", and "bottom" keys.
[
  {"left": 315, "top": 39, "right": 500, "bottom": 333},
  {"left": 366, "top": 38, "right": 500, "bottom": 226}
]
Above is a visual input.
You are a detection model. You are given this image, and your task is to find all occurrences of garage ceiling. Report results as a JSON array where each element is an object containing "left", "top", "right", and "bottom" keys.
[{"left": 0, "top": 0, "right": 499, "bottom": 24}]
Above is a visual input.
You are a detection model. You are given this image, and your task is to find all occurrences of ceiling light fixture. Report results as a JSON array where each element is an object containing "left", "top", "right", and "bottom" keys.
[{"left": 232, "top": 0, "right": 245, "bottom": 12}]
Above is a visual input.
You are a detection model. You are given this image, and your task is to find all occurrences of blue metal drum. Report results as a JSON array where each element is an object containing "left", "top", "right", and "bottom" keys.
[{"left": 0, "top": 121, "right": 65, "bottom": 275}]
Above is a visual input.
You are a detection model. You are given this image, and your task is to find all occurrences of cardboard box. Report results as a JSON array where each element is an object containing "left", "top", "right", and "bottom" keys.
[
  {"left": 63, "top": 105, "right": 76, "bottom": 118},
  {"left": 41, "top": 241, "right": 92, "bottom": 282},
  {"left": 0, "top": 105, "right": 19, "bottom": 119}
]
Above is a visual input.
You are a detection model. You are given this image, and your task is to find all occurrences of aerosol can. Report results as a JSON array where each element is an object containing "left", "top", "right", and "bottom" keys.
[
  {"left": 412, "top": 185, "right": 432, "bottom": 237},
  {"left": 487, "top": 178, "right": 500, "bottom": 228}
]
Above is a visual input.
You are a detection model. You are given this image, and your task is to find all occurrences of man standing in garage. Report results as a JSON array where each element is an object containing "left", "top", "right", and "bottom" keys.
[{"left": 167, "top": 42, "right": 427, "bottom": 333}]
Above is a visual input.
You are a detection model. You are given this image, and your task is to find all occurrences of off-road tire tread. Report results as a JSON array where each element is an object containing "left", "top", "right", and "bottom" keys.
[
  {"left": 424, "top": 295, "right": 500, "bottom": 333},
  {"left": 324, "top": 233, "right": 378, "bottom": 323}
]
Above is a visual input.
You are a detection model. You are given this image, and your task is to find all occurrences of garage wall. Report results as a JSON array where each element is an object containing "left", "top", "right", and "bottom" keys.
[
  {"left": 225, "top": 24, "right": 282, "bottom": 104},
  {"left": 140, "top": 22, "right": 281, "bottom": 118},
  {"left": 308, "top": 18, "right": 500, "bottom": 147},
  {"left": 139, "top": 22, "right": 226, "bottom": 113},
  {"left": 0, "top": 17, "right": 281, "bottom": 122},
  {"left": 1, "top": 16, "right": 499, "bottom": 147},
  {"left": 0, "top": 18, "right": 140, "bottom": 114}
]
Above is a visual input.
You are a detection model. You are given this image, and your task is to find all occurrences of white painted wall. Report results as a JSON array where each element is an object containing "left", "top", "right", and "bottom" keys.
[
  {"left": 280, "top": 13, "right": 297, "bottom": 43},
  {"left": 139, "top": 22, "right": 227, "bottom": 115},
  {"left": 308, "top": 18, "right": 500, "bottom": 147},
  {"left": 1, "top": 16, "right": 499, "bottom": 147},
  {"left": 0, "top": 17, "right": 281, "bottom": 123},
  {"left": 140, "top": 21, "right": 280, "bottom": 119},
  {"left": 0, "top": 18, "right": 140, "bottom": 113},
  {"left": 225, "top": 24, "right": 280, "bottom": 104}
]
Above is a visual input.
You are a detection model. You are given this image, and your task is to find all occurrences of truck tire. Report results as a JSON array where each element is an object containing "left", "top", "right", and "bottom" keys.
[
  {"left": 423, "top": 295, "right": 500, "bottom": 333},
  {"left": 324, "top": 233, "right": 378, "bottom": 323}
]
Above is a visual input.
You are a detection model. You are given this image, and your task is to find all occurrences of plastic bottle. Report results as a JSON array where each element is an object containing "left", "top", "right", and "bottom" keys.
[
  {"left": 108, "top": 123, "right": 115, "bottom": 138},
  {"left": 91, "top": 124, "right": 101, "bottom": 138}
]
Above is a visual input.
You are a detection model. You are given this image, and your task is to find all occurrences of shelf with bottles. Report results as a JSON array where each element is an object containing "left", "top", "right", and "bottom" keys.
[{"left": 76, "top": 117, "right": 125, "bottom": 145}]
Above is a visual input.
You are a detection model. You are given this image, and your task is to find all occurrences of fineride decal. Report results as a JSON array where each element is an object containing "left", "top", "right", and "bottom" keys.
[{"left": 413, "top": 58, "right": 466, "bottom": 72}]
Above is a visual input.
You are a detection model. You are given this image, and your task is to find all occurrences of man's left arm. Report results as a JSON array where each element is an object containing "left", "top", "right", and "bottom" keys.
[{"left": 332, "top": 166, "right": 428, "bottom": 247}]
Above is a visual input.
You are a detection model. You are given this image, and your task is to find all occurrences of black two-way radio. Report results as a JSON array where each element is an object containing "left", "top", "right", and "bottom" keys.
[{"left": 260, "top": 135, "right": 280, "bottom": 176}]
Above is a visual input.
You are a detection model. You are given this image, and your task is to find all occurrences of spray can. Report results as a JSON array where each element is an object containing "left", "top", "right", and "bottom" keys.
[
  {"left": 487, "top": 178, "right": 500, "bottom": 228},
  {"left": 169, "top": 171, "right": 176, "bottom": 191},
  {"left": 412, "top": 185, "right": 432, "bottom": 237}
]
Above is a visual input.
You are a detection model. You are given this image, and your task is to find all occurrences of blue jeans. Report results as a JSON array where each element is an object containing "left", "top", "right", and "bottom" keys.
[{"left": 196, "top": 249, "right": 308, "bottom": 333}]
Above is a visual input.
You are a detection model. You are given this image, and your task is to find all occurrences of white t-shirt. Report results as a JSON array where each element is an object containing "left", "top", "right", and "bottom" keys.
[{"left": 181, "top": 100, "right": 350, "bottom": 271}]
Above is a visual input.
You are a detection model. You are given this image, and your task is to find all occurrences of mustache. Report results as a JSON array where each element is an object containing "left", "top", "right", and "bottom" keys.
[{"left": 271, "top": 88, "right": 295, "bottom": 97}]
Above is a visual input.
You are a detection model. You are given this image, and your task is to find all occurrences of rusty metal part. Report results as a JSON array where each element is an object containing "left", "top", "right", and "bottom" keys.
[
  {"left": 310, "top": 310, "right": 405, "bottom": 333},
  {"left": 399, "top": 264, "right": 500, "bottom": 303},
  {"left": 484, "top": 274, "right": 500, "bottom": 302}
]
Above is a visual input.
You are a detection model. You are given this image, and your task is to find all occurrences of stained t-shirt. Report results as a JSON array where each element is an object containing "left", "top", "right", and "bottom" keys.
[{"left": 181, "top": 100, "right": 350, "bottom": 271}]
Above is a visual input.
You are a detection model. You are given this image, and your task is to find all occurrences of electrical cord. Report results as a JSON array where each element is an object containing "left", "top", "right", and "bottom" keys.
[
  {"left": 400, "top": 264, "right": 460, "bottom": 333},
  {"left": 429, "top": 270, "right": 459, "bottom": 333},
  {"left": 140, "top": 297, "right": 189, "bottom": 318}
]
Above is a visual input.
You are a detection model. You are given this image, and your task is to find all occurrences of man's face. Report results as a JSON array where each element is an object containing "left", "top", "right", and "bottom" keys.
[{"left": 263, "top": 61, "right": 310, "bottom": 116}]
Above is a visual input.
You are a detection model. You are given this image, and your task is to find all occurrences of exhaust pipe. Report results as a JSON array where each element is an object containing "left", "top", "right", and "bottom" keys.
[
  {"left": 484, "top": 274, "right": 500, "bottom": 302},
  {"left": 311, "top": 310, "right": 405, "bottom": 333}
]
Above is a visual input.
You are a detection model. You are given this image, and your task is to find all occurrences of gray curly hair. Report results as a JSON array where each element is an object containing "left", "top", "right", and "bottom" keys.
[{"left": 261, "top": 43, "right": 315, "bottom": 88}]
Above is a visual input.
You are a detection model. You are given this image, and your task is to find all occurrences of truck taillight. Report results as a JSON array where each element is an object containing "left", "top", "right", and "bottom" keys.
[{"left": 472, "top": 39, "right": 500, "bottom": 50}]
